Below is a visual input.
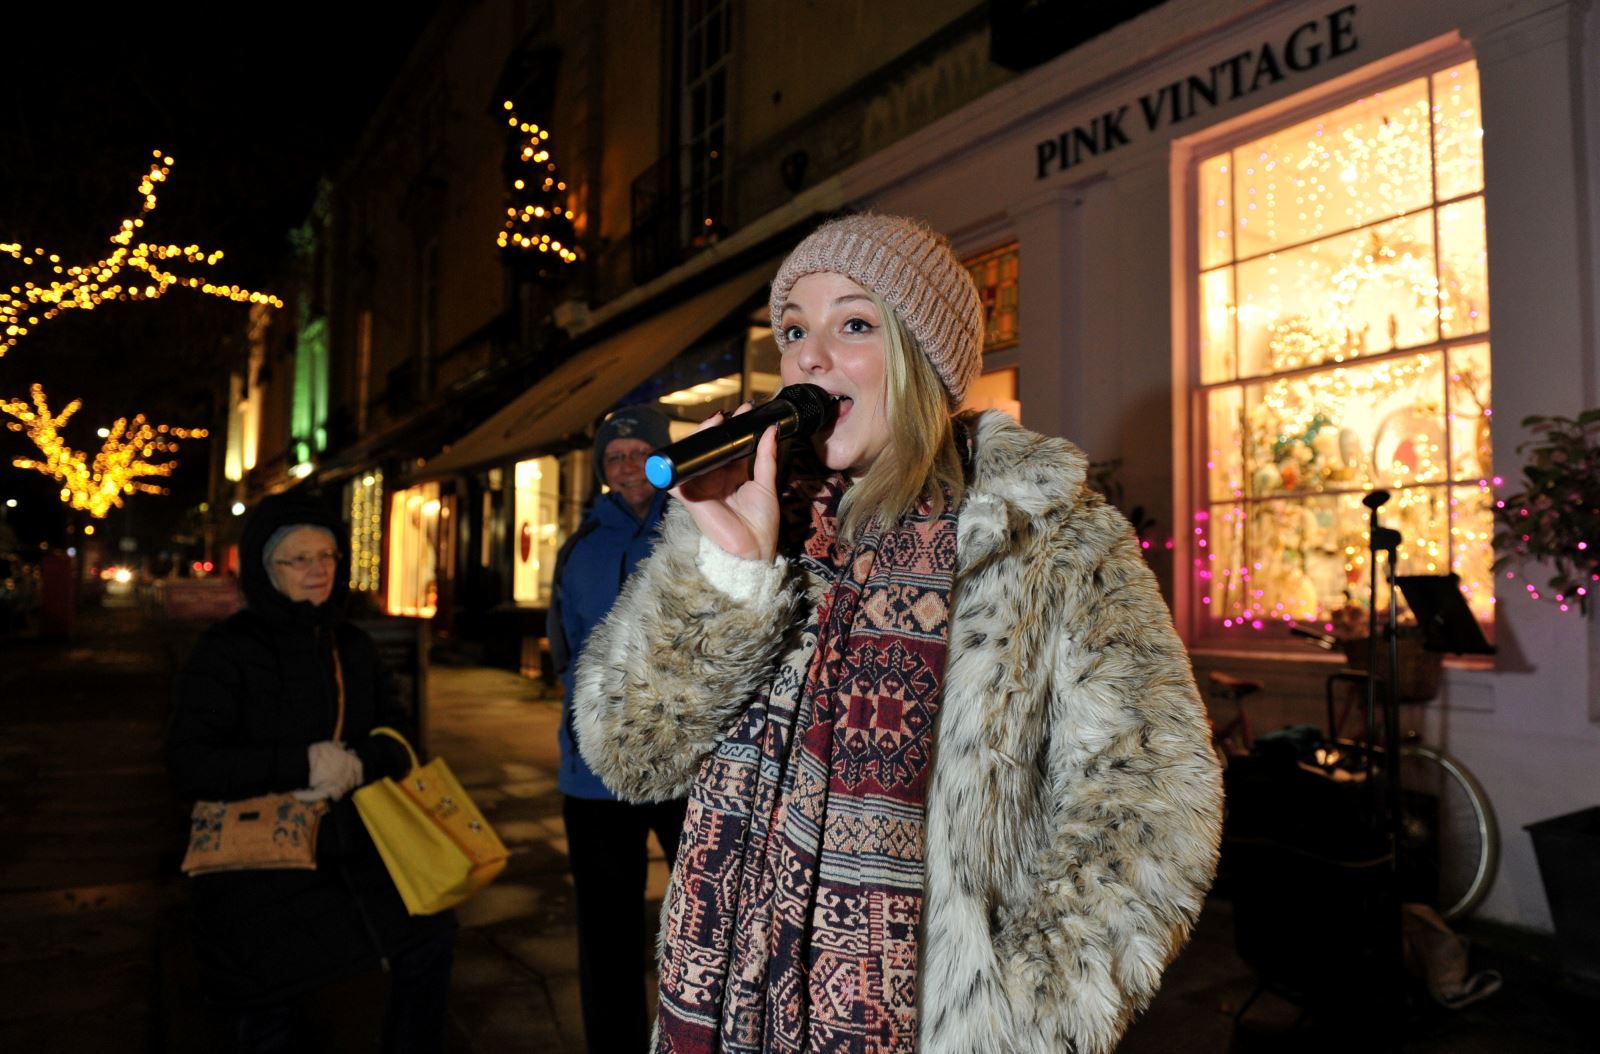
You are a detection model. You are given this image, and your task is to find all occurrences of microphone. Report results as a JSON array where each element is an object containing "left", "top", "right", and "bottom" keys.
[
  {"left": 1362, "top": 490, "right": 1391, "bottom": 510},
  {"left": 644, "top": 383, "right": 839, "bottom": 489}
]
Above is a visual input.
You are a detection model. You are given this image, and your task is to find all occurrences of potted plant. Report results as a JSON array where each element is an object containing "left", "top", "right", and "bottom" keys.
[{"left": 1492, "top": 410, "right": 1600, "bottom": 614}]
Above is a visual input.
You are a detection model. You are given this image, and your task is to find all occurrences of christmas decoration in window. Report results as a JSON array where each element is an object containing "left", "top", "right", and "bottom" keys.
[{"left": 1193, "top": 61, "right": 1493, "bottom": 635}]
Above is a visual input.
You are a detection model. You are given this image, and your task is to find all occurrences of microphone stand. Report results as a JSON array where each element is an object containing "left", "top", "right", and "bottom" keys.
[{"left": 1363, "top": 490, "right": 1406, "bottom": 1042}]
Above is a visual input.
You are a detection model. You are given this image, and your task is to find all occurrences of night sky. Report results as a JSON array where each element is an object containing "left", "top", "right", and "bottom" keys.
[{"left": 0, "top": 4, "right": 438, "bottom": 548}]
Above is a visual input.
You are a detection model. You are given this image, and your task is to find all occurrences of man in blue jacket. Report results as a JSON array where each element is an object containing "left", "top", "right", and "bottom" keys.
[{"left": 547, "top": 404, "right": 687, "bottom": 1054}]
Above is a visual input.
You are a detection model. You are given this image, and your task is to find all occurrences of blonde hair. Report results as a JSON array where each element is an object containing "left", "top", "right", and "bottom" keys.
[{"left": 835, "top": 293, "right": 966, "bottom": 543}]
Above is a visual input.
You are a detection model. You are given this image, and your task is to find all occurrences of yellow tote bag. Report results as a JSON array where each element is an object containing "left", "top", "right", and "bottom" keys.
[{"left": 353, "top": 727, "right": 508, "bottom": 915}]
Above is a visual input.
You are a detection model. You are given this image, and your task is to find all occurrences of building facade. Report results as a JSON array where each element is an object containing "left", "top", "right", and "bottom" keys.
[{"left": 217, "top": 0, "right": 1600, "bottom": 935}]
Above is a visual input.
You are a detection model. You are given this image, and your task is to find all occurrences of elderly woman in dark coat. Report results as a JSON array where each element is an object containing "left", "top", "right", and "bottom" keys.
[{"left": 167, "top": 491, "right": 454, "bottom": 1052}]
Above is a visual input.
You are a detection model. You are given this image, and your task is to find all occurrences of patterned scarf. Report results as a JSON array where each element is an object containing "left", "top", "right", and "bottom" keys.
[{"left": 655, "top": 473, "right": 960, "bottom": 1054}]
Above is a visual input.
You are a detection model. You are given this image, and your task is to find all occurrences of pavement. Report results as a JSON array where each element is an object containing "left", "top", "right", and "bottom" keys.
[{"left": 1, "top": 599, "right": 1595, "bottom": 1052}]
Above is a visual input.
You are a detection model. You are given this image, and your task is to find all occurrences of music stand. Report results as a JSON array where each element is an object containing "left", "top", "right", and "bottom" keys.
[{"left": 1396, "top": 573, "right": 1496, "bottom": 656}]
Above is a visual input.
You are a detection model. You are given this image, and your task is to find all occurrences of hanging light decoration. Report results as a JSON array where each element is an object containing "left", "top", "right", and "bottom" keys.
[{"left": 0, "top": 150, "right": 284, "bottom": 356}]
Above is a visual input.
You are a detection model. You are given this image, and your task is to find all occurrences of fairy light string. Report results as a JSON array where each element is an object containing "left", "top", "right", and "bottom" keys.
[
  {"left": 0, "top": 150, "right": 283, "bottom": 356},
  {"left": 1, "top": 384, "right": 208, "bottom": 518}
]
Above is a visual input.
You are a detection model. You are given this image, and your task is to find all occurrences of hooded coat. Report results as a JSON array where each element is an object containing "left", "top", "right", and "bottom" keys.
[
  {"left": 573, "top": 411, "right": 1223, "bottom": 1054},
  {"left": 167, "top": 492, "right": 448, "bottom": 1009}
]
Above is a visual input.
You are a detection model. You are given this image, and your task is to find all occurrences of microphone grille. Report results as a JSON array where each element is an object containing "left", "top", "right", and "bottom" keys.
[{"left": 777, "top": 383, "right": 836, "bottom": 433}]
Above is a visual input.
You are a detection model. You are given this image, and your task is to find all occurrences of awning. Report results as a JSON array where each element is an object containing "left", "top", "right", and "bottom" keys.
[{"left": 417, "top": 262, "right": 776, "bottom": 477}]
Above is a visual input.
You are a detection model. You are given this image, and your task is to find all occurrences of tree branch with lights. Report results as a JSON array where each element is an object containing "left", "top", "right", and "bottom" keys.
[
  {"left": 1, "top": 384, "right": 208, "bottom": 518},
  {"left": 0, "top": 150, "right": 283, "bottom": 356}
]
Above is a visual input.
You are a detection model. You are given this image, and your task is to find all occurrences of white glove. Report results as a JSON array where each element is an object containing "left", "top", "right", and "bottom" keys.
[{"left": 295, "top": 740, "right": 364, "bottom": 802}]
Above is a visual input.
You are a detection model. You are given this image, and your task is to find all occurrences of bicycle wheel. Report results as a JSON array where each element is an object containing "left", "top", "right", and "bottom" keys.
[{"left": 1396, "top": 743, "right": 1500, "bottom": 920}]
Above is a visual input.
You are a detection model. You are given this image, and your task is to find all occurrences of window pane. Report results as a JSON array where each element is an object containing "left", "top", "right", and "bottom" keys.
[
  {"left": 1205, "top": 386, "right": 1244, "bottom": 502},
  {"left": 387, "top": 483, "right": 441, "bottom": 618},
  {"left": 1237, "top": 213, "right": 1439, "bottom": 378},
  {"left": 1392, "top": 486, "right": 1452, "bottom": 576},
  {"left": 1438, "top": 196, "right": 1489, "bottom": 338},
  {"left": 1200, "top": 502, "right": 1245, "bottom": 620},
  {"left": 1432, "top": 62, "right": 1484, "bottom": 200},
  {"left": 962, "top": 243, "right": 1020, "bottom": 351},
  {"left": 1241, "top": 496, "right": 1347, "bottom": 622},
  {"left": 1447, "top": 342, "right": 1492, "bottom": 480},
  {"left": 1450, "top": 484, "right": 1497, "bottom": 621},
  {"left": 513, "top": 456, "right": 561, "bottom": 605},
  {"left": 1244, "top": 352, "right": 1444, "bottom": 498},
  {"left": 1198, "top": 153, "right": 1233, "bottom": 269},
  {"left": 1198, "top": 267, "right": 1235, "bottom": 383},
  {"left": 1233, "top": 77, "right": 1432, "bottom": 259}
]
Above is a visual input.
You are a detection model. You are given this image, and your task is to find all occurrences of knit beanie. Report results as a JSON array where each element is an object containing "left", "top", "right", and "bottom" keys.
[
  {"left": 593, "top": 404, "right": 673, "bottom": 487},
  {"left": 768, "top": 213, "right": 985, "bottom": 404}
]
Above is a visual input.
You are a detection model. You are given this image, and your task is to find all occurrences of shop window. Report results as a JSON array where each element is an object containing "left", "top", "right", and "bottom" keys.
[
  {"left": 387, "top": 482, "right": 444, "bottom": 617},
  {"left": 512, "top": 456, "right": 561, "bottom": 605},
  {"left": 348, "top": 469, "right": 384, "bottom": 594},
  {"left": 963, "top": 242, "right": 1020, "bottom": 352},
  {"left": 1193, "top": 61, "right": 1491, "bottom": 638}
]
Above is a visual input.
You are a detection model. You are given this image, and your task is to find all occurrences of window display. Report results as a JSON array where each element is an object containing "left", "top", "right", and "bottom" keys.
[
  {"left": 512, "top": 456, "right": 560, "bottom": 605},
  {"left": 1194, "top": 61, "right": 1492, "bottom": 633},
  {"left": 387, "top": 482, "right": 445, "bottom": 618}
]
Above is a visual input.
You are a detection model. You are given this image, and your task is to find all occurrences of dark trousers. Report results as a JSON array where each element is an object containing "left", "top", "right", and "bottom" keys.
[
  {"left": 233, "top": 922, "right": 455, "bottom": 1053},
  {"left": 563, "top": 793, "right": 690, "bottom": 1054}
]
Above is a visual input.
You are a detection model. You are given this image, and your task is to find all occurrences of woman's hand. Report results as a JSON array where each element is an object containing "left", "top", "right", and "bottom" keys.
[
  {"left": 295, "top": 740, "right": 364, "bottom": 802},
  {"left": 671, "top": 402, "right": 781, "bottom": 563}
]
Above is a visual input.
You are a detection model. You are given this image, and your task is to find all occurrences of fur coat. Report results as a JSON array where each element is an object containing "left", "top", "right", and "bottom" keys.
[{"left": 573, "top": 410, "right": 1222, "bottom": 1053}]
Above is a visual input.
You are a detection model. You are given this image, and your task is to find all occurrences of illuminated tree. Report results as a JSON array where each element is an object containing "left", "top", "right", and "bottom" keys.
[
  {"left": 0, "top": 150, "right": 283, "bottom": 355},
  {"left": 496, "top": 102, "right": 580, "bottom": 279},
  {"left": 1, "top": 384, "right": 208, "bottom": 518}
]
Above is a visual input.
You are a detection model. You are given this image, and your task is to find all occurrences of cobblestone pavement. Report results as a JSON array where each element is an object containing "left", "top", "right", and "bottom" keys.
[{"left": 1, "top": 602, "right": 1595, "bottom": 1052}]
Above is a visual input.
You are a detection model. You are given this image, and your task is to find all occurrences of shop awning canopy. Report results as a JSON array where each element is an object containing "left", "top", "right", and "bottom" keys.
[{"left": 418, "top": 262, "right": 775, "bottom": 477}]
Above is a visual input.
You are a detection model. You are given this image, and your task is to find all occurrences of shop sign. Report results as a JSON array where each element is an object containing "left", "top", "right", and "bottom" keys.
[{"left": 1035, "top": 4, "right": 1360, "bottom": 179}]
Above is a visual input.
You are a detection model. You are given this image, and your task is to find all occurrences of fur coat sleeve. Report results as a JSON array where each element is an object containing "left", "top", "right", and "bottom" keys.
[{"left": 571, "top": 501, "right": 805, "bottom": 801}]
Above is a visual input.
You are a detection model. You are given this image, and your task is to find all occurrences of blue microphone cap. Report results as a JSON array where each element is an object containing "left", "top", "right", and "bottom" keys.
[{"left": 645, "top": 453, "right": 676, "bottom": 490}]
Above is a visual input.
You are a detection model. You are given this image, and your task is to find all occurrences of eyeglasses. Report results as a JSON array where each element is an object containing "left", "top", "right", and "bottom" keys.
[
  {"left": 603, "top": 450, "right": 651, "bottom": 469},
  {"left": 273, "top": 550, "right": 341, "bottom": 572}
]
